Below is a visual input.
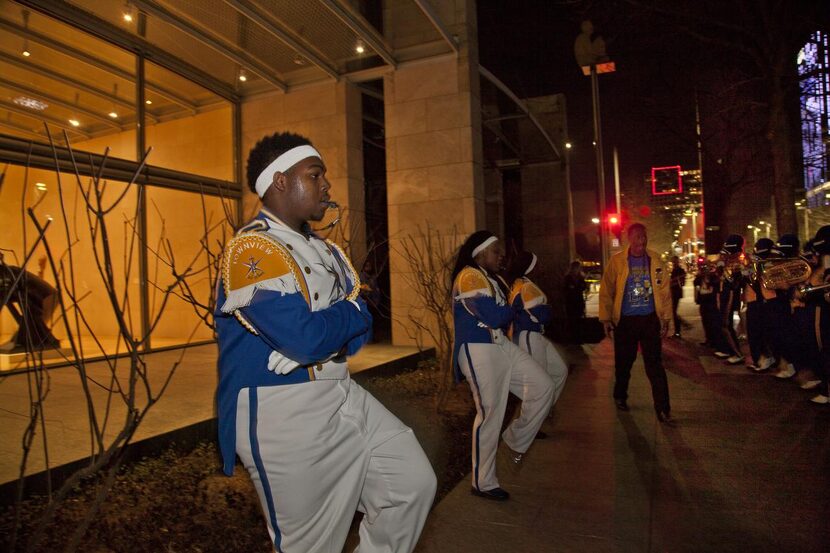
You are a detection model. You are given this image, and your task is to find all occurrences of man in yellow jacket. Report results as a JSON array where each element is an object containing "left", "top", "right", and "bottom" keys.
[{"left": 599, "top": 223, "right": 674, "bottom": 424}]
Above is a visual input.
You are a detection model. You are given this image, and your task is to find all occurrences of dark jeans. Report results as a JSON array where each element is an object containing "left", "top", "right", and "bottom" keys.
[
  {"left": 820, "top": 306, "right": 830, "bottom": 396},
  {"left": 613, "top": 313, "right": 671, "bottom": 413},
  {"left": 792, "top": 304, "right": 821, "bottom": 372},
  {"left": 718, "top": 288, "right": 741, "bottom": 356},
  {"left": 671, "top": 293, "right": 682, "bottom": 334},
  {"left": 746, "top": 300, "right": 767, "bottom": 365},
  {"left": 764, "top": 296, "right": 796, "bottom": 364},
  {"left": 699, "top": 299, "right": 719, "bottom": 346}
]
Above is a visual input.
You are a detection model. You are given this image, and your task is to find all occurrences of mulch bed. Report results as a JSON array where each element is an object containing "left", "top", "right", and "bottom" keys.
[{"left": 0, "top": 360, "right": 474, "bottom": 553}]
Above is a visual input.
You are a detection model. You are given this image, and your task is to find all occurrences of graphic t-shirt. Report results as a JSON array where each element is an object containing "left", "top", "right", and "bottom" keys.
[{"left": 621, "top": 254, "right": 655, "bottom": 316}]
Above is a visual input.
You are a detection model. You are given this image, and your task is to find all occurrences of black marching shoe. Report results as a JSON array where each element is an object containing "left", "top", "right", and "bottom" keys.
[
  {"left": 472, "top": 487, "right": 510, "bottom": 501},
  {"left": 657, "top": 411, "right": 676, "bottom": 426},
  {"left": 615, "top": 399, "right": 630, "bottom": 411}
]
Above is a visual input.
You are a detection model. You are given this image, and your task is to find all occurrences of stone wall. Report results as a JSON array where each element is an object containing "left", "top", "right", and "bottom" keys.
[{"left": 383, "top": 1, "right": 484, "bottom": 347}]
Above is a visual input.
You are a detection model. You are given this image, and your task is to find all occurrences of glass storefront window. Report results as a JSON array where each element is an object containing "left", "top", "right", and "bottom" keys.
[
  {"left": 0, "top": 163, "right": 141, "bottom": 362},
  {"left": 145, "top": 186, "right": 235, "bottom": 348},
  {"left": 144, "top": 61, "right": 234, "bottom": 181},
  {"left": 0, "top": 6, "right": 240, "bottom": 366},
  {"left": 0, "top": 3, "right": 137, "bottom": 159}
]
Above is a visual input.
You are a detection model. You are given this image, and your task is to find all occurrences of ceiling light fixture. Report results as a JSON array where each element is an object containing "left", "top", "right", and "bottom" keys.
[
  {"left": 238, "top": 68, "right": 247, "bottom": 82},
  {"left": 355, "top": 40, "right": 365, "bottom": 54},
  {"left": 21, "top": 9, "right": 31, "bottom": 57},
  {"left": 69, "top": 92, "right": 81, "bottom": 128},
  {"left": 109, "top": 84, "right": 119, "bottom": 119},
  {"left": 293, "top": 54, "right": 306, "bottom": 66},
  {"left": 145, "top": 99, "right": 152, "bottom": 105},
  {"left": 123, "top": 2, "right": 134, "bottom": 22},
  {"left": 13, "top": 96, "right": 48, "bottom": 111},
  {"left": 35, "top": 182, "right": 47, "bottom": 192}
]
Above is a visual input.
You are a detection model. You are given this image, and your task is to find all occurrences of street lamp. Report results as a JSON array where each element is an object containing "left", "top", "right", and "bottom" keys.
[
  {"left": 575, "top": 20, "right": 615, "bottom": 267},
  {"left": 564, "top": 140, "right": 576, "bottom": 261},
  {"left": 591, "top": 217, "right": 600, "bottom": 224},
  {"left": 747, "top": 224, "right": 759, "bottom": 243}
]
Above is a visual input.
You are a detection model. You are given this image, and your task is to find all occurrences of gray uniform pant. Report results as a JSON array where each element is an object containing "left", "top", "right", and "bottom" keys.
[{"left": 236, "top": 377, "right": 436, "bottom": 553}]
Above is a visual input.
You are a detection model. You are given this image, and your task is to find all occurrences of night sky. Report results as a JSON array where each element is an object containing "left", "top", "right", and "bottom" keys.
[{"left": 477, "top": 0, "right": 702, "bottom": 195}]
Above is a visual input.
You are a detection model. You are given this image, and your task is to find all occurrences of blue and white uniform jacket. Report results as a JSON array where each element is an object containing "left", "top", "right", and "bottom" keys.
[
  {"left": 451, "top": 266, "right": 515, "bottom": 382},
  {"left": 215, "top": 209, "right": 371, "bottom": 475},
  {"left": 509, "top": 277, "right": 553, "bottom": 339}
]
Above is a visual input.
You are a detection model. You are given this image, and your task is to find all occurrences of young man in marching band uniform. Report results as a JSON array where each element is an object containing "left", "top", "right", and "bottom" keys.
[
  {"left": 451, "top": 232, "right": 554, "bottom": 501},
  {"left": 215, "top": 132, "right": 435, "bottom": 552}
]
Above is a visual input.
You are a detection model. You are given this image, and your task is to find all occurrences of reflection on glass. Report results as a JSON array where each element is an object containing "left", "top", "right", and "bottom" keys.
[
  {"left": 0, "top": 162, "right": 140, "bottom": 365},
  {"left": 0, "top": 4, "right": 137, "bottom": 159},
  {"left": 145, "top": 187, "right": 235, "bottom": 347}
]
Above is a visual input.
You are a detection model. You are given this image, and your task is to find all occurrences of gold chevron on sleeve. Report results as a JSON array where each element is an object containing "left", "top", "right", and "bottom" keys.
[
  {"left": 224, "top": 233, "right": 295, "bottom": 292},
  {"left": 456, "top": 267, "right": 492, "bottom": 295}
]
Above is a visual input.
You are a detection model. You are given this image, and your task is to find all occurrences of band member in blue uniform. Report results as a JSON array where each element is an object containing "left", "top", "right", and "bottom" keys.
[
  {"left": 715, "top": 235, "right": 745, "bottom": 365},
  {"left": 789, "top": 239, "right": 823, "bottom": 389},
  {"left": 808, "top": 225, "right": 830, "bottom": 405},
  {"left": 768, "top": 234, "right": 800, "bottom": 379},
  {"left": 451, "top": 232, "right": 554, "bottom": 501},
  {"left": 693, "top": 258, "right": 720, "bottom": 349},
  {"left": 745, "top": 238, "right": 777, "bottom": 372},
  {"left": 215, "top": 132, "right": 435, "bottom": 552},
  {"left": 506, "top": 251, "right": 568, "bottom": 416}
]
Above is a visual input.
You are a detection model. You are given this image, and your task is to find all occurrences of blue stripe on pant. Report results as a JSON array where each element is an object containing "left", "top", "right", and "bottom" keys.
[
  {"left": 464, "top": 344, "right": 485, "bottom": 492},
  {"left": 249, "top": 388, "right": 284, "bottom": 553}
]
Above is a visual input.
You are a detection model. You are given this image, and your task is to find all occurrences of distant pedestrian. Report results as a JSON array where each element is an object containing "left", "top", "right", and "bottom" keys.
[
  {"left": 564, "top": 260, "right": 588, "bottom": 343},
  {"left": 598, "top": 223, "right": 674, "bottom": 424},
  {"left": 669, "top": 255, "right": 686, "bottom": 338}
]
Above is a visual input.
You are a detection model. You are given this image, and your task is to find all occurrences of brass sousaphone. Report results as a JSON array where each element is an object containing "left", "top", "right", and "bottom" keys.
[{"left": 755, "top": 257, "right": 812, "bottom": 290}]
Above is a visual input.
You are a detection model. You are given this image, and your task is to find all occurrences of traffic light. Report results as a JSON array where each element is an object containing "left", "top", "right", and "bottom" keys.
[{"left": 607, "top": 213, "right": 622, "bottom": 240}]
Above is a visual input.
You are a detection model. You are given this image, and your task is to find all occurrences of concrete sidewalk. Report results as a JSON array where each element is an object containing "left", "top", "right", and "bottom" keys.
[{"left": 415, "top": 291, "right": 830, "bottom": 552}]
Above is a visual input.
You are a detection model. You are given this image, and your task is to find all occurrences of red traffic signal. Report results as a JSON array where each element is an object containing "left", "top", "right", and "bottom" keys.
[{"left": 606, "top": 213, "right": 622, "bottom": 240}]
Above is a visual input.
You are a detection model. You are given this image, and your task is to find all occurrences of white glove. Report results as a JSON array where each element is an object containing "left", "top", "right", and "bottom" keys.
[{"left": 267, "top": 350, "right": 300, "bottom": 375}]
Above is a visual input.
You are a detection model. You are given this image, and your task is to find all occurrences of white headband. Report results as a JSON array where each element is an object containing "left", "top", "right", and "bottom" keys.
[
  {"left": 524, "top": 253, "right": 538, "bottom": 275},
  {"left": 472, "top": 236, "right": 498, "bottom": 258},
  {"left": 254, "top": 145, "right": 322, "bottom": 198}
]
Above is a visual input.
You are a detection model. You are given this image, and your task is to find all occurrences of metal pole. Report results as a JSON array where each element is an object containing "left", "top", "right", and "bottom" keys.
[
  {"left": 591, "top": 65, "right": 608, "bottom": 266},
  {"left": 565, "top": 147, "right": 576, "bottom": 261},
  {"left": 136, "top": 46, "right": 151, "bottom": 350},
  {"left": 691, "top": 210, "right": 697, "bottom": 254},
  {"left": 613, "top": 146, "right": 621, "bottom": 216}
]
